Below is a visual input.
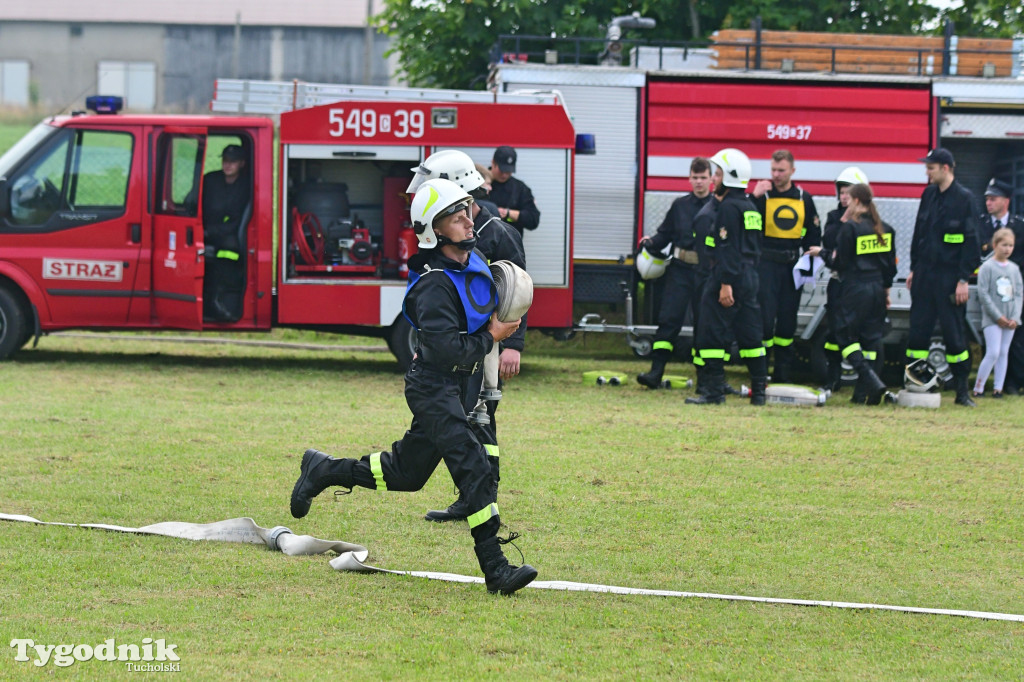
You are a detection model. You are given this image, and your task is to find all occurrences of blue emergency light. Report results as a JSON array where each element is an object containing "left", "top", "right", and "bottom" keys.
[{"left": 85, "top": 95, "right": 124, "bottom": 114}]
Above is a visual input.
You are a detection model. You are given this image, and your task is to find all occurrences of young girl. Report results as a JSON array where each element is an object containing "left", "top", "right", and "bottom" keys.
[{"left": 974, "top": 228, "right": 1023, "bottom": 397}]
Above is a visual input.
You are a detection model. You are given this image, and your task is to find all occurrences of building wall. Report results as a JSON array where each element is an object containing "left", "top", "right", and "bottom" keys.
[{"left": 0, "top": 20, "right": 394, "bottom": 113}]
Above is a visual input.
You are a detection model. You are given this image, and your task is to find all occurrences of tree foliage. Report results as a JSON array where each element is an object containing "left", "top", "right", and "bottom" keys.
[{"left": 374, "top": 0, "right": 1020, "bottom": 90}]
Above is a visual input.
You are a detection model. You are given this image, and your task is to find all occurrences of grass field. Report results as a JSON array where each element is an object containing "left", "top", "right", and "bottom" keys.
[{"left": 1, "top": 330, "right": 1022, "bottom": 679}]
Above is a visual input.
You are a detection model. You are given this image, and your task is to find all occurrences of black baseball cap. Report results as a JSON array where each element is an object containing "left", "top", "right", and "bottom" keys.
[
  {"left": 985, "top": 178, "right": 1012, "bottom": 198},
  {"left": 919, "top": 148, "right": 954, "bottom": 166},
  {"left": 221, "top": 145, "right": 245, "bottom": 161},
  {"left": 493, "top": 145, "right": 517, "bottom": 173}
]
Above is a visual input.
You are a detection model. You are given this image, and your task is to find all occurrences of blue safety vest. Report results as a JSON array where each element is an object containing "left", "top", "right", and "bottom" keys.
[{"left": 404, "top": 251, "right": 497, "bottom": 334}]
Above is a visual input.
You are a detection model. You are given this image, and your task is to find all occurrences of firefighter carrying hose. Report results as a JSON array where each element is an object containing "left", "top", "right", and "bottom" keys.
[
  {"left": 289, "top": 178, "right": 537, "bottom": 596},
  {"left": 406, "top": 150, "right": 527, "bottom": 523},
  {"left": 809, "top": 183, "right": 895, "bottom": 404},
  {"left": 686, "top": 148, "right": 768, "bottom": 405}
]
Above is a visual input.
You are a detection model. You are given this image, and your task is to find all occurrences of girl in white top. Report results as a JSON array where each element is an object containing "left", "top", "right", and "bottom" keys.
[{"left": 974, "top": 228, "right": 1024, "bottom": 397}]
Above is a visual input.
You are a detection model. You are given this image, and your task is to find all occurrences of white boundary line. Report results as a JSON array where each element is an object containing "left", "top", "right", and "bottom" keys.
[{"left": 4, "top": 513, "right": 1022, "bottom": 622}]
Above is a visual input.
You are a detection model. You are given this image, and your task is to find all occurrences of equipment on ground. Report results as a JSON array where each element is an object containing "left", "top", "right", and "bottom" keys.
[{"left": 741, "top": 383, "right": 829, "bottom": 406}]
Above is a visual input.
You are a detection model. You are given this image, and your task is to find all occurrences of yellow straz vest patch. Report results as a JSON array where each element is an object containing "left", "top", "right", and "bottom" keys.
[
  {"left": 855, "top": 233, "right": 892, "bottom": 255},
  {"left": 764, "top": 197, "right": 805, "bottom": 240}
]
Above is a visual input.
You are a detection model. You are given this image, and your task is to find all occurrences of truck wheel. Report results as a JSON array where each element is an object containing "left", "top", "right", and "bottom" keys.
[
  {"left": 387, "top": 317, "right": 417, "bottom": 371},
  {"left": 630, "top": 335, "right": 653, "bottom": 358},
  {"left": 0, "top": 287, "right": 28, "bottom": 360}
]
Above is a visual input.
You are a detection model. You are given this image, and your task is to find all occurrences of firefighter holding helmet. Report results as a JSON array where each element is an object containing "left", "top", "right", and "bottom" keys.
[
  {"left": 289, "top": 178, "right": 537, "bottom": 596},
  {"left": 686, "top": 148, "right": 769, "bottom": 405}
]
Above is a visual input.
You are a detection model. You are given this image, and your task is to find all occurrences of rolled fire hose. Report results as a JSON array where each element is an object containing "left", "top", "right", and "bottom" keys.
[{"left": 3, "top": 512, "right": 1023, "bottom": 622}]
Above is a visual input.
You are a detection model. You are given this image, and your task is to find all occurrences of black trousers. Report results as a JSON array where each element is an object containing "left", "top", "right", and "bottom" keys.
[
  {"left": 1004, "top": 327, "right": 1024, "bottom": 391},
  {"left": 834, "top": 275, "right": 886, "bottom": 370},
  {"left": 907, "top": 267, "right": 969, "bottom": 367},
  {"left": 757, "top": 258, "right": 802, "bottom": 348},
  {"left": 651, "top": 262, "right": 698, "bottom": 354},
  {"left": 696, "top": 268, "right": 765, "bottom": 370},
  {"left": 349, "top": 361, "right": 499, "bottom": 541}
]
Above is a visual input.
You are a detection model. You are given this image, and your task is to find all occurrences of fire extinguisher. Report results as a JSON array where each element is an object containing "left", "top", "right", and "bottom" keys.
[{"left": 398, "top": 225, "right": 418, "bottom": 279}]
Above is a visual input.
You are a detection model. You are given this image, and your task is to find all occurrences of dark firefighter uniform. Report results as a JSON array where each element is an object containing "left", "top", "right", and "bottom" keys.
[
  {"left": 637, "top": 191, "right": 712, "bottom": 387},
  {"left": 289, "top": 246, "right": 536, "bottom": 593},
  {"left": 819, "top": 205, "right": 846, "bottom": 390},
  {"left": 425, "top": 206, "right": 527, "bottom": 522},
  {"left": 201, "top": 169, "right": 250, "bottom": 322},
  {"left": 690, "top": 191, "right": 767, "bottom": 404},
  {"left": 754, "top": 185, "right": 820, "bottom": 381},
  {"left": 689, "top": 196, "right": 720, "bottom": 393},
  {"left": 907, "top": 179, "right": 981, "bottom": 400},
  {"left": 488, "top": 175, "right": 540, "bottom": 236},
  {"left": 991, "top": 212, "right": 1024, "bottom": 393},
  {"left": 830, "top": 217, "right": 897, "bottom": 403}
]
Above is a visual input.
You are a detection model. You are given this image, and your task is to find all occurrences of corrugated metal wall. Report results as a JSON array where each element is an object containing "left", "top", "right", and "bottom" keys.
[{"left": 164, "top": 26, "right": 391, "bottom": 112}]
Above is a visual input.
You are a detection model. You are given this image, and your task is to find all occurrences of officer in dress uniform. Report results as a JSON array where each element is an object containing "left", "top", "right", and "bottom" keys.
[
  {"left": 751, "top": 150, "right": 821, "bottom": 382},
  {"left": 982, "top": 178, "right": 1024, "bottom": 394},
  {"left": 289, "top": 179, "right": 537, "bottom": 596},
  {"left": 636, "top": 157, "right": 713, "bottom": 388},
  {"left": 686, "top": 148, "right": 768, "bottom": 405},
  {"left": 905, "top": 148, "right": 982, "bottom": 407}
]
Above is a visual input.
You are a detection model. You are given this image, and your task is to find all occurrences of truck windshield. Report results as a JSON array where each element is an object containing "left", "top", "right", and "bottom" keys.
[{"left": 0, "top": 122, "right": 60, "bottom": 178}]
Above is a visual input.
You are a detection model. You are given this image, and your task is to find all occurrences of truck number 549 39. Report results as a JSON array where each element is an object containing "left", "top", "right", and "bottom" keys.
[{"left": 328, "top": 108, "right": 425, "bottom": 139}]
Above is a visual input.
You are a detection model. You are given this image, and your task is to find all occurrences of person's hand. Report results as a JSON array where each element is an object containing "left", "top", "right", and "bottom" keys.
[
  {"left": 498, "top": 348, "right": 521, "bottom": 380},
  {"left": 751, "top": 179, "right": 772, "bottom": 198},
  {"left": 955, "top": 280, "right": 969, "bottom": 306},
  {"left": 885, "top": 288, "right": 891, "bottom": 309},
  {"left": 638, "top": 236, "right": 652, "bottom": 250},
  {"left": 806, "top": 246, "right": 821, "bottom": 257},
  {"left": 719, "top": 283, "right": 734, "bottom": 308},
  {"left": 488, "top": 314, "right": 521, "bottom": 343},
  {"left": 906, "top": 271, "right": 914, "bottom": 291}
]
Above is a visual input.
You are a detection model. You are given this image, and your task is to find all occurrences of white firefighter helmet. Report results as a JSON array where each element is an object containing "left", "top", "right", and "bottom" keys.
[
  {"left": 407, "top": 150, "right": 486, "bottom": 195},
  {"left": 410, "top": 178, "right": 474, "bottom": 249},
  {"left": 709, "top": 148, "right": 751, "bottom": 189},
  {"left": 835, "top": 166, "right": 869, "bottom": 198},
  {"left": 636, "top": 246, "right": 670, "bottom": 280},
  {"left": 904, "top": 359, "right": 940, "bottom": 393}
]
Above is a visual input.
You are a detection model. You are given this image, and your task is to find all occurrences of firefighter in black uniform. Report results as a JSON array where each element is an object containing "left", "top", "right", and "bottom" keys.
[
  {"left": 289, "top": 178, "right": 537, "bottom": 596},
  {"left": 199, "top": 145, "right": 251, "bottom": 322},
  {"left": 686, "top": 148, "right": 768, "bottom": 405},
  {"left": 819, "top": 167, "right": 871, "bottom": 392},
  {"left": 405, "top": 151, "right": 527, "bottom": 523},
  {"left": 981, "top": 178, "right": 1024, "bottom": 393},
  {"left": 810, "top": 183, "right": 895, "bottom": 404},
  {"left": 751, "top": 150, "right": 821, "bottom": 382},
  {"left": 689, "top": 165, "right": 723, "bottom": 396},
  {"left": 906, "top": 148, "right": 982, "bottom": 407},
  {"left": 489, "top": 146, "right": 541, "bottom": 236},
  {"left": 636, "top": 157, "right": 713, "bottom": 388}
]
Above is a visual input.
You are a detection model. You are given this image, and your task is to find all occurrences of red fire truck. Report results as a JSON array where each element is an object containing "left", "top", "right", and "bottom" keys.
[{"left": 0, "top": 84, "right": 576, "bottom": 365}]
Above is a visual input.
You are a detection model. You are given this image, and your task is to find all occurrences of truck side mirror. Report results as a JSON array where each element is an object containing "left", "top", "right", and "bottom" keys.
[{"left": 0, "top": 178, "right": 8, "bottom": 216}]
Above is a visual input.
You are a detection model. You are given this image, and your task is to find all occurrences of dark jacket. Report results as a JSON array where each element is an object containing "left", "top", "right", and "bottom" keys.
[
  {"left": 647, "top": 192, "right": 712, "bottom": 256},
  {"left": 831, "top": 216, "right": 897, "bottom": 289},
  {"left": 404, "top": 249, "right": 494, "bottom": 369},
  {"left": 201, "top": 171, "right": 251, "bottom": 251},
  {"left": 489, "top": 176, "right": 540, "bottom": 233},
  {"left": 910, "top": 180, "right": 981, "bottom": 281},
  {"left": 708, "top": 190, "right": 762, "bottom": 286}
]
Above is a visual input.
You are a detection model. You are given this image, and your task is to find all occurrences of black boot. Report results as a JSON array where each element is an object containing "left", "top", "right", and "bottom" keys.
[
  {"left": 686, "top": 362, "right": 725, "bottom": 405},
  {"left": 825, "top": 349, "right": 843, "bottom": 392},
  {"left": 424, "top": 491, "right": 469, "bottom": 522},
  {"left": 857, "top": 366, "right": 887, "bottom": 405},
  {"left": 749, "top": 377, "right": 768, "bottom": 406},
  {"left": 637, "top": 351, "right": 669, "bottom": 389},
  {"left": 694, "top": 363, "right": 708, "bottom": 396},
  {"left": 772, "top": 345, "right": 793, "bottom": 383},
  {"left": 290, "top": 449, "right": 355, "bottom": 519},
  {"left": 474, "top": 536, "right": 537, "bottom": 596},
  {"left": 952, "top": 362, "right": 976, "bottom": 407}
]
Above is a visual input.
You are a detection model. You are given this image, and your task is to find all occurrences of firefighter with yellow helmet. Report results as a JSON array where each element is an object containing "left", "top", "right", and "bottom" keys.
[{"left": 289, "top": 178, "right": 537, "bottom": 595}]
